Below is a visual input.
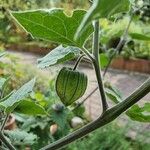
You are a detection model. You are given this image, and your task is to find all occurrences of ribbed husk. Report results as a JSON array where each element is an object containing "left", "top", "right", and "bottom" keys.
[{"left": 56, "top": 67, "right": 88, "bottom": 106}]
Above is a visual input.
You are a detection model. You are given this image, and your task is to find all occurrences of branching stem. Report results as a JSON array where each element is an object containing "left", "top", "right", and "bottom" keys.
[
  {"left": 40, "top": 78, "right": 150, "bottom": 150},
  {"left": 103, "top": 14, "right": 133, "bottom": 76},
  {"left": 92, "top": 20, "right": 108, "bottom": 112},
  {"left": 77, "top": 14, "right": 134, "bottom": 107}
]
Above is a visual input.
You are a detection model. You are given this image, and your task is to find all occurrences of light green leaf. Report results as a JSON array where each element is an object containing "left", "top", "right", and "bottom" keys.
[
  {"left": 15, "top": 100, "right": 46, "bottom": 115},
  {"left": 75, "top": 0, "right": 130, "bottom": 39},
  {"left": 142, "top": 103, "right": 150, "bottom": 112},
  {"left": 130, "top": 33, "right": 150, "bottom": 41},
  {"left": 0, "top": 78, "right": 36, "bottom": 113},
  {"left": 11, "top": 9, "right": 93, "bottom": 47},
  {"left": 0, "top": 77, "right": 10, "bottom": 98},
  {"left": 0, "top": 52, "right": 6, "bottom": 58},
  {"left": 37, "top": 45, "right": 80, "bottom": 68},
  {"left": 5, "top": 129, "right": 37, "bottom": 145},
  {"left": 126, "top": 103, "right": 150, "bottom": 122},
  {"left": 105, "top": 83, "right": 122, "bottom": 103},
  {"left": 99, "top": 53, "right": 109, "bottom": 69},
  {"left": 105, "top": 88, "right": 122, "bottom": 104},
  {"left": 0, "top": 78, "right": 7, "bottom": 90},
  {"left": 0, "top": 91, "right": 15, "bottom": 102},
  {"left": 20, "top": 116, "right": 48, "bottom": 131}
]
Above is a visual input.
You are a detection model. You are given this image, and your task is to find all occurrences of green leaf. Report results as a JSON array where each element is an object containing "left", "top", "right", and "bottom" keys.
[
  {"left": 0, "top": 77, "right": 10, "bottom": 98},
  {"left": 11, "top": 9, "right": 93, "bottom": 47},
  {"left": 20, "top": 116, "right": 48, "bottom": 131},
  {"left": 0, "top": 78, "right": 7, "bottom": 90},
  {"left": 0, "top": 78, "right": 36, "bottom": 113},
  {"left": 99, "top": 53, "right": 109, "bottom": 69},
  {"left": 37, "top": 45, "right": 80, "bottom": 68},
  {"left": 105, "top": 82, "right": 122, "bottom": 104},
  {"left": 15, "top": 100, "right": 47, "bottom": 115},
  {"left": 126, "top": 103, "right": 150, "bottom": 122},
  {"left": 130, "top": 33, "right": 150, "bottom": 41},
  {"left": 0, "top": 52, "right": 6, "bottom": 58},
  {"left": 0, "top": 91, "right": 15, "bottom": 102},
  {"left": 105, "top": 88, "right": 122, "bottom": 104},
  {"left": 31, "top": 92, "right": 48, "bottom": 106},
  {"left": 75, "top": 0, "right": 130, "bottom": 38},
  {"left": 5, "top": 129, "right": 37, "bottom": 145}
]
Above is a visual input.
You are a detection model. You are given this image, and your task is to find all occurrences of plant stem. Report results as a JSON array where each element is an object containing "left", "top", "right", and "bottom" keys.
[
  {"left": 73, "top": 86, "right": 98, "bottom": 110},
  {"left": 40, "top": 117, "right": 104, "bottom": 150},
  {"left": 1, "top": 114, "right": 9, "bottom": 132},
  {"left": 0, "top": 132, "right": 16, "bottom": 150},
  {"left": 77, "top": 14, "right": 134, "bottom": 106},
  {"left": 103, "top": 14, "right": 133, "bottom": 76},
  {"left": 40, "top": 78, "right": 150, "bottom": 150},
  {"left": 92, "top": 20, "right": 108, "bottom": 112},
  {"left": 105, "top": 77, "right": 150, "bottom": 120},
  {"left": 73, "top": 55, "right": 85, "bottom": 70},
  {"left": 81, "top": 47, "right": 94, "bottom": 61}
]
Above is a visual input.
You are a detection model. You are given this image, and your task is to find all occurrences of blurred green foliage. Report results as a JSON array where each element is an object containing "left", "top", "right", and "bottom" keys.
[
  {"left": 1, "top": 0, "right": 149, "bottom": 60},
  {"left": 0, "top": 0, "right": 89, "bottom": 50},
  {"left": 0, "top": 52, "right": 88, "bottom": 149},
  {"left": 100, "top": 16, "right": 150, "bottom": 60},
  {"left": 66, "top": 122, "right": 150, "bottom": 150}
]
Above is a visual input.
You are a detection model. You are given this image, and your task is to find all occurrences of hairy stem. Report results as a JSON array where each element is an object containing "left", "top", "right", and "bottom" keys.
[
  {"left": 41, "top": 78, "right": 150, "bottom": 150},
  {"left": 92, "top": 20, "right": 108, "bottom": 112}
]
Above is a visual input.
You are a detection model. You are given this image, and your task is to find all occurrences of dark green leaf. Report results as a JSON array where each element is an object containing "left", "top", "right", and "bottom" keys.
[
  {"left": 126, "top": 103, "right": 150, "bottom": 122},
  {"left": 11, "top": 9, "right": 93, "bottom": 47},
  {"left": 130, "top": 33, "right": 150, "bottom": 41},
  {"left": 37, "top": 45, "right": 80, "bottom": 68},
  {"left": 5, "top": 129, "right": 37, "bottom": 145},
  {"left": 0, "top": 78, "right": 36, "bottom": 113},
  {"left": 76, "top": 0, "right": 130, "bottom": 38},
  {"left": 15, "top": 100, "right": 47, "bottom": 115}
]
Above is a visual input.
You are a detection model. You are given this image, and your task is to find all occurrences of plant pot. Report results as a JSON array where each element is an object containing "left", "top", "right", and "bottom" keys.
[
  {"left": 111, "top": 57, "right": 125, "bottom": 70},
  {"left": 4, "top": 114, "right": 17, "bottom": 130},
  {"left": 111, "top": 57, "right": 150, "bottom": 74}
]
